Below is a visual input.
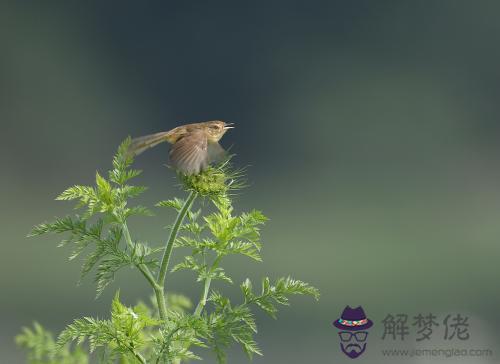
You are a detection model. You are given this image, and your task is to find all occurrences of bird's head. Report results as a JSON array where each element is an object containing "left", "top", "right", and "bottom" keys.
[{"left": 203, "top": 120, "right": 234, "bottom": 142}]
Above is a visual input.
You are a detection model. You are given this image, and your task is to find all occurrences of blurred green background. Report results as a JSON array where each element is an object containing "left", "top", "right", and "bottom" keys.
[{"left": 1, "top": 1, "right": 500, "bottom": 363}]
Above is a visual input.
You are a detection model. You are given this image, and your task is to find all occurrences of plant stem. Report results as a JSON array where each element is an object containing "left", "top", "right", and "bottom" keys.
[
  {"left": 118, "top": 337, "right": 148, "bottom": 364},
  {"left": 155, "top": 326, "right": 183, "bottom": 364},
  {"left": 194, "top": 255, "right": 222, "bottom": 316},
  {"left": 132, "top": 351, "right": 147, "bottom": 364},
  {"left": 121, "top": 190, "right": 198, "bottom": 354},
  {"left": 157, "top": 190, "right": 197, "bottom": 287},
  {"left": 156, "top": 189, "right": 196, "bottom": 364},
  {"left": 193, "top": 277, "right": 212, "bottom": 316},
  {"left": 155, "top": 286, "right": 167, "bottom": 321},
  {"left": 121, "top": 221, "right": 135, "bottom": 251},
  {"left": 121, "top": 190, "right": 197, "bottom": 323},
  {"left": 122, "top": 222, "right": 156, "bottom": 286},
  {"left": 122, "top": 221, "right": 166, "bottom": 321}
]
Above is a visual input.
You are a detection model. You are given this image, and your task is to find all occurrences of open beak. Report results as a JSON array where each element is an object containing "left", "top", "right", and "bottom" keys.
[{"left": 223, "top": 122, "right": 235, "bottom": 129}]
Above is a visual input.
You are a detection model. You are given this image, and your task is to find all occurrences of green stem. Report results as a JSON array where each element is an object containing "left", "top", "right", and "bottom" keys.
[
  {"left": 155, "top": 286, "right": 167, "bottom": 321},
  {"left": 194, "top": 277, "right": 212, "bottom": 316},
  {"left": 120, "top": 339, "right": 147, "bottom": 364},
  {"left": 155, "top": 326, "right": 183, "bottom": 364},
  {"left": 157, "top": 190, "right": 197, "bottom": 287},
  {"left": 129, "top": 347, "right": 147, "bottom": 364},
  {"left": 194, "top": 255, "right": 222, "bottom": 316},
  {"left": 120, "top": 190, "right": 197, "bottom": 357},
  {"left": 122, "top": 222, "right": 155, "bottom": 286},
  {"left": 122, "top": 221, "right": 166, "bottom": 320},
  {"left": 121, "top": 221, "right": 135, "bottom": 251}
]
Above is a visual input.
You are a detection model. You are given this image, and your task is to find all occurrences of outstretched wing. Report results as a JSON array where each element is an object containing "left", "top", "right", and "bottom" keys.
[
  {"left": 169, "top": 130, "right": 208, "bottom": 175},
  {"left": 207, "top": 141, "right": 228, "bottom": 163},
  {"left": 128, "top": 131, "right": 173, "bottom": 157}
]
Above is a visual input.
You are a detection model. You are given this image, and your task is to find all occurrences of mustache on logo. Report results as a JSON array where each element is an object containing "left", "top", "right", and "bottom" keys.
[{"left": 345, "top": 343, "right": 362, "bottom": 351}]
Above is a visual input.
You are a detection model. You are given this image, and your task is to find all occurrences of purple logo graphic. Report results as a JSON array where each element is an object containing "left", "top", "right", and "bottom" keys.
[{"left": 333, "top": 306, "right": 373, "bottom": 359}]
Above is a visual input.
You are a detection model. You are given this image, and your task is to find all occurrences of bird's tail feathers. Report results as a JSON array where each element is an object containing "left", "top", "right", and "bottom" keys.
[{"left": 128, "top": 131, "right": 173, "bottom": 157}]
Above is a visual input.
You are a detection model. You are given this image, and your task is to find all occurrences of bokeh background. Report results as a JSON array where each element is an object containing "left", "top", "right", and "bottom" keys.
[{"left": 1, "top": 1, "right": 500, "bottom": 363}]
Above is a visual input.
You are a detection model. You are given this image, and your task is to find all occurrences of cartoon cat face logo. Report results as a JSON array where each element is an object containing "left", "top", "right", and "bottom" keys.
[{"left": 333, "top": 306, "right": 373, "bottom": 359}]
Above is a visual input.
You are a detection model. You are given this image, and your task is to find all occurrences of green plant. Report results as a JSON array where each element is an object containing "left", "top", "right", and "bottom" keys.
[{"left": 18, "top": 138, "right": 319, "bottom": 363}]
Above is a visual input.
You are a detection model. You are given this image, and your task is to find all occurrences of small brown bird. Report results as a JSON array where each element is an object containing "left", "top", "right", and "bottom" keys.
[{"left": 128, "top": 120, "right": 234, "bottom": 175}]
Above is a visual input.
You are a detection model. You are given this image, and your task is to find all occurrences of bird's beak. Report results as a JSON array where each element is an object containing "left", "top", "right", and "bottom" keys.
[{"left": 223, "top": 122, "right": 235, "bottom": 129}]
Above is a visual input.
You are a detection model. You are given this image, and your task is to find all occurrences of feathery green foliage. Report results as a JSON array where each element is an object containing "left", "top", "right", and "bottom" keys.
[
  {"left": 57, "top": 292, "right": 157, "bottom": 363},
  {"left": 19, "top": 137, "right": 319, "bottom": 363},
  {"left": 16, "top": 322, "right": 88, "bottom": 364}
]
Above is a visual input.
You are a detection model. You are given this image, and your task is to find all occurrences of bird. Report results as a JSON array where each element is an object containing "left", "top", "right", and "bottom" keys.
[{"left": 128, "top": 120, "right": 234, "bottom": 175}]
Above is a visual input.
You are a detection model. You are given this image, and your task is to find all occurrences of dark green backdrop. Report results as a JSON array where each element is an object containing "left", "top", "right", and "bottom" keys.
[{"left": 1, "top": 1, "right": 499, "bottom": 362}]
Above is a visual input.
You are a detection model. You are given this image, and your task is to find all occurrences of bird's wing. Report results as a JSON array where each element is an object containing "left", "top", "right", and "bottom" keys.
[
  {"left": 169, "top": 130, "right": 208, "bottom": 175},
  {"left": 207, "top": 141, "right": 228, "bottom": 163},
  {"left": 128, "top": 131, "right": 173, "bottom": 157}
]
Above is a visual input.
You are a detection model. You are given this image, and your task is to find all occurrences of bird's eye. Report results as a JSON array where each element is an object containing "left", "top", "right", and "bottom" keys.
[{"left": 210, "top": 125, "right": 220, "bottom": 130}]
